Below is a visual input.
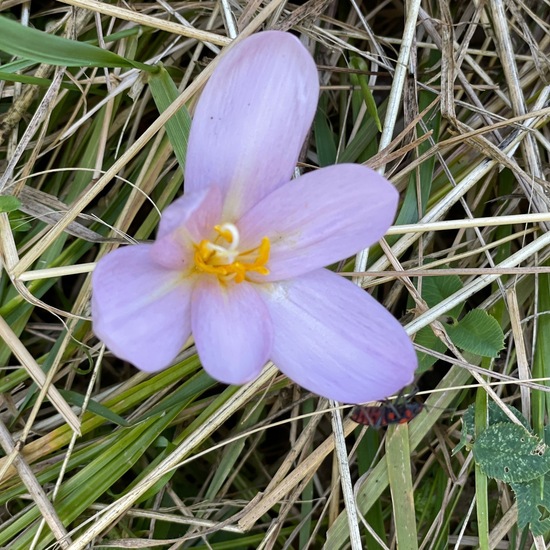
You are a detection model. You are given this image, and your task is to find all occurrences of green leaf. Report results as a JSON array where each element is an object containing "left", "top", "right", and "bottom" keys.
[
  {"left": 132, "top": 369, "right": 216, "bottom": 423},
  {"left": 205, "top": 400, "right": 266, "bottom": 501},
  {"left": 394, "top": 90, "right": 440, "bottom": 226},
  {"left": 386, "top": 426, "right": 419, "bottom": 550},
  {"left": 0, "top": 16, "right": 152, "bottom": 72},
  {"left": 473, "top": 390, "right": 489, "bottom": 549},
  {"left": 511, "top": 478, "right": 550, "bottom": 535},
  {"left": 338, "top": 99, "right": 387, "bottom": 163},
  {"left": 314, "top": 95, "right": 337, "bottom": 166},
  {"left": 350, "top": 57, "right": 382, "bottom": 132},
  {"left": 8, "top": 212, "right": 31, "bottom": 233},
  {"left": 421, "top": 275, "right": 464, "bottom": 319},
  {"left": 454, "top": 402, "right": 531, "bottom": 454},
  {"left": 58, "top": 389, "right": 130, "bottom": 427},
  {"left": 415, "top": 325, "right": 447, "bottom": 373},
  {"left": 473, "top": 423, "right": 550, "bottom": 483},
  {"left": 532, "top": 267, "right": 550, "bottom": 436},
  {"left": 0, "top": 195, "right": 21, "bottom": 213},
  {"left": 0, "top": 57, "right": 37, "bottom": 74},
  {"left": 446, "top": 309, "right": 505, "bottom": 357},
  {"left": 0, "top": 70, "right": 56, "bottom": 87},
  {"left": 148, "top": 65, "right": 192, "bottom": 172}
]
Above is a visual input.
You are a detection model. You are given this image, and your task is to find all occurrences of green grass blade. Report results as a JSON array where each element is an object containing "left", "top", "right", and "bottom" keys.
[
  {"left": 0, "top": 413, "right": 175, "bottom": 548},
  {"left": 148, "top": 66, "right": 192, "bottom": 173},
  {"left": 57, "top": 389, "right": 130, "bottom": 427},
  {"left": 356, "top": 429, "right": 386, "bottom": 548},
  {"left": 0, "top": 70, "right": 59, "bottom": 86},
  {"left": 314, "top": 95, "right": 338, "bottom": 166},
  {"left": 350, "top": 57, "right": 382, "bottom": 132},
  {"left": 533, "top": 265, "right": 550, "bottom": 437},
  {"left": 474, "top": 387, "right": 490, "bottom": 549},
  {"left": 395, "top": 91, "right": 440, "bottom": 226},
  {"left": 0, "top": 16, "right": 152, "bottom": 71},
  {"left": 386, "top": 425, "right": 418, "bottom": 550},
  {"left": 204, "top": 401, "right": 265, "bottom": 501}
]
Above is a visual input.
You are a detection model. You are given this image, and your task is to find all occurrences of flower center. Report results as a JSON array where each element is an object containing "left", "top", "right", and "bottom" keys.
[{"left": 194, "top": 223, "right": 270, "bottom": 283}]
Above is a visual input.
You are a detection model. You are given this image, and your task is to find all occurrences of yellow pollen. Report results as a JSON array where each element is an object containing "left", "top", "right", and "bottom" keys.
[{"left": 194, "top": 224, "right": 271, "bottom": 283}]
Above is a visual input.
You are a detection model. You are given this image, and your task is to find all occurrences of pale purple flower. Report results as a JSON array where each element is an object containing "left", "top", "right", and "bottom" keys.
[{"left": 91, "top": 31, "right": 417, "bottom": 404}]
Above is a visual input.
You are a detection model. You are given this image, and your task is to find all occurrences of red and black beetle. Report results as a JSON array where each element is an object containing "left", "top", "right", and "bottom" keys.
[{"left": 351, "top": 393, "right": 423, "bottom": 428}]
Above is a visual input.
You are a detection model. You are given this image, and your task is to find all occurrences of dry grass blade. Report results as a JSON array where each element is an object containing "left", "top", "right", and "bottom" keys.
[
  {"left": 68, "top": 365, "right": 279, "bottom": 549},
  {"left": 405, "top": 230, "right": 550, "bottom": 335},
  {"left": 0, "top": 315, "right": 80, "bottom": 432},
  {"left": 57, "top": 0, "right": 231, "bottom": 46},
  {"left": 506, "top": 288, "right": 532, "bottom": 423},
  {"left": 0, "top": 420, "right": 71, "bottom": 548},
  {"left": 238, "top": 418, "right": 357, "bottom": 531},
  {"left": 329, "top": 401, "right": 362, "bottom": 550}
]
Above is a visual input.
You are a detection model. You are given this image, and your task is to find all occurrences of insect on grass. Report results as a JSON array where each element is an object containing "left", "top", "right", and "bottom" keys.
[{"left": 351, "top": 390, "right": 423, "bottom": 428}]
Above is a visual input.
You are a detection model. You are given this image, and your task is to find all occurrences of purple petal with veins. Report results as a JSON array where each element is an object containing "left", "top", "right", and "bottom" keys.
[
  {"left": 238, "top": 164, "right": 398, "bottom": 281},
  {"left": 185, "top": 31, "right": 319, "bottom": 221},
  {"left": 92, "top": 246, "right": 193, "bottom": 372},
  {"left": 260, "top": 269, "right": 416, "bottom": 404},
  {"left": 192, "top": 277, "right": 273, "bottom": 384}
]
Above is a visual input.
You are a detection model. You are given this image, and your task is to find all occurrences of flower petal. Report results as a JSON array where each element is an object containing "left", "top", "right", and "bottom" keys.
[
  {"left": 185, "top": 31, "right": 319, "bottom": 220},
  {"left": 261, "top": 269, "right": 417, "bottom": 404},
  {"left": 156, "top": 186, "right": 222, "bottom": 240},
  {"left": 192, "top": 277, "right": 273, "bottom": 384},
  {"left": 92, "top": 245, "right": 193, "bottom": 372},
  {"left": 152, "top": 186, "right": 223, "bottom": 270},
  {"left": 238, "top": 164, "right": 398, "bottom": 281}
]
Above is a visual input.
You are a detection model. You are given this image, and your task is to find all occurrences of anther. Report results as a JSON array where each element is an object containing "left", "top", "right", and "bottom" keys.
[{"left": 194, "top": 224, "right": 271, "bottom": 283}]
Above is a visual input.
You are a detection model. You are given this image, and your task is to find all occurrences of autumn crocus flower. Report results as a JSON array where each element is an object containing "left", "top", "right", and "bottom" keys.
[{"left": 92, "top": 31, "right": 417, "bottom": 404}]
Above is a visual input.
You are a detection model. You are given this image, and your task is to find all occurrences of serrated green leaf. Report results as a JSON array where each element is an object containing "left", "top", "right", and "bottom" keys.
[
  {"left": 421, "top": 275, "right": 464, "bottom": 318},
  {"left": 415, "top": 325, "right": 447, "bottom": 373},
  {"left": 454, "top": 412, "right": 474, "bottom": 456},
  {"left": 0, "top": 195, "right": 21, "bottom": 213},
  {"left": 454, "top": 402, "right": 532, "bottom": 455},
  {"left": 511, "top": 478, "right": 550, "bottom": 536},
  {"left": 473, "top": 423, "right": 550, "bottom": 482},
  {"left": 446, "top": 309, "right": 505, "bottom": 357},
  {"left": 486, "top": 401, "right": 530, "bottom": 430},
  {"left": 148, "top": 65, "right": 192, "bottom": 172},
  {"left": 0, "top": 16, "right": 152, "bottom": 72}
]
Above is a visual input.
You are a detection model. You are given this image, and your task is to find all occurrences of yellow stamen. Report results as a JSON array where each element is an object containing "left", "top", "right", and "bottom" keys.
[
  {"left": 194, "top": 226, "right": 271, "bottom": 283},
  {"left": 256, "top": 237, "right": 270, "bottom": 266}
]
